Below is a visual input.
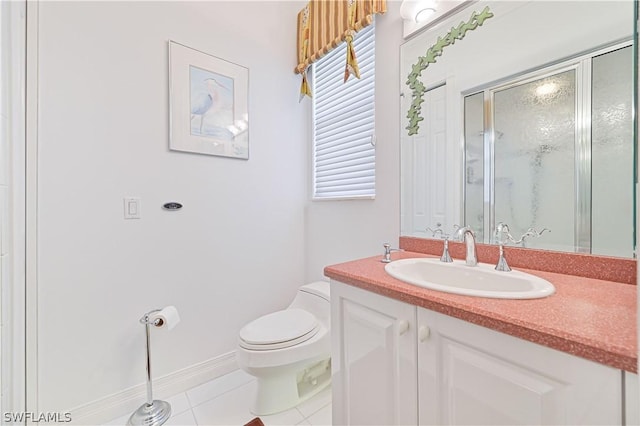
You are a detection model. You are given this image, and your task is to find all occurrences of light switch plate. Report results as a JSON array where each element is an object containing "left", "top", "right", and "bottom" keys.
[{"left": 124, "top": 197, "right": 141, "bottom": 219}]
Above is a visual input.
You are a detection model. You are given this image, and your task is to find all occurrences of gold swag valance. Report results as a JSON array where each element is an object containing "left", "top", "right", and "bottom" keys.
[{"left": 295, "top": 0, "right": 387, "bottom": 99}]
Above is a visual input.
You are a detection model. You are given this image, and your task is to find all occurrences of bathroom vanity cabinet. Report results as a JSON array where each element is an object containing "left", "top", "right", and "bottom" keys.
[{"left": 331, "top": 280, "right": 627, "bottom": 425}]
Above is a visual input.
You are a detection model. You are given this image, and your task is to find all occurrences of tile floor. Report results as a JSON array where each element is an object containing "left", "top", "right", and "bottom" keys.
[{"left": 104, "top": 370, "right": 332, "bottom": 426}]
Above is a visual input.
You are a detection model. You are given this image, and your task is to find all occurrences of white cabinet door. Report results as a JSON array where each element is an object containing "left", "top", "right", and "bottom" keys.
[
  {"left": 331, "top": 281, "right": 418, "bottom": 425},
  {"left": 418, "top": 308, "right": 622, "bottom": 425}
]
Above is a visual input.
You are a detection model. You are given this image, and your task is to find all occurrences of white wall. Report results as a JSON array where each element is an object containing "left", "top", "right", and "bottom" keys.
[
  {"left": 1, "top": 0, "right": 26, "bottom": 416},
  {"left": 35, "top": 0, "right": 308, "bottom": 413},
  {"left": 304, "top": 1, "right": 403, "bottom": 282}
]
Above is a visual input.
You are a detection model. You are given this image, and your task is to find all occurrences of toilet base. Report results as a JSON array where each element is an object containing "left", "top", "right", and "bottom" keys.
[{"left": 251, "top": 358, "right": 331, "bottom": 416}]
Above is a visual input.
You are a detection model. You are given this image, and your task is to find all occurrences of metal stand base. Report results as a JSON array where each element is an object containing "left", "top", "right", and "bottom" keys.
[{"left": 127, "top": 399, "right": 171, "bottom": 426}]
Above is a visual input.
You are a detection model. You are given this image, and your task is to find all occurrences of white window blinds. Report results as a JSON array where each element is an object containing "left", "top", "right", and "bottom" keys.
[{"left": 312, "top": 22, "right": 375, "bottom": 200}]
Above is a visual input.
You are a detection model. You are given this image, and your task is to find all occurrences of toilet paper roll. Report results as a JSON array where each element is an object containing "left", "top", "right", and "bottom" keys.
[{"left": 149, "top": 306, "right": 181, "bottom": 331}]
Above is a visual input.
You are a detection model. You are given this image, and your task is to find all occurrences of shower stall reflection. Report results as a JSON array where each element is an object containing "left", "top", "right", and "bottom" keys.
[{"left": 464, "top": 44, "right": 633, "bottom": 257}]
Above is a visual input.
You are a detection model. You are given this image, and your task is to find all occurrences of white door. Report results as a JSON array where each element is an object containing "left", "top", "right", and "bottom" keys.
[
  {"left": 418, "top": 308, "right": 622, "bottom": 425},
  {"left": 331, "top": 281, "right": 418, "bottom": 425},
  {"left": 401, "top": 84, "right": 449, "bottom": 237}
]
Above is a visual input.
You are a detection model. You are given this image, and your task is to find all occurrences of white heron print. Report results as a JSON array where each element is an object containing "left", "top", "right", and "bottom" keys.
[{"left": 189, "top": 65, "right": 234, "bottom": 139}]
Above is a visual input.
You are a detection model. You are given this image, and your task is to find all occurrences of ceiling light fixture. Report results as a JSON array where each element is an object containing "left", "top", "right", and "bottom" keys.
[{"left": 400, "top": 0, "right": 438, "bottom": 23}]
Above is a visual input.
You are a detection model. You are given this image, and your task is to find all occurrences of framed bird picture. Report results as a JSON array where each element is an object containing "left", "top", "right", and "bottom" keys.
[{"left": 169, "top": 41, "right": 249, "bottom": 159}]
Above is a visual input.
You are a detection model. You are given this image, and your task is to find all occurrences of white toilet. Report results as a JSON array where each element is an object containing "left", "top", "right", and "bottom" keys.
[{"left": 235, "top": 281, "right": 331, "bottom": 416}]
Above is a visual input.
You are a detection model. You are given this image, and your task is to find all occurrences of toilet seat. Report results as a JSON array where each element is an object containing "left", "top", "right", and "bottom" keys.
[{"left": 239, "top": 308, "right": 320, "bottom": 350}]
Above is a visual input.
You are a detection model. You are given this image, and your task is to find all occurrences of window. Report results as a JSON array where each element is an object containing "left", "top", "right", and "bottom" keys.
[{"left": 312, "top": 22, "right": 375, "bottom": 200}]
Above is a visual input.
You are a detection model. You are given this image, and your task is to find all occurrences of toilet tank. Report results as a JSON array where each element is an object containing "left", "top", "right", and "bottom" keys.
[{"left": 289, "top": 281, "right": 330, "bottom": 328}]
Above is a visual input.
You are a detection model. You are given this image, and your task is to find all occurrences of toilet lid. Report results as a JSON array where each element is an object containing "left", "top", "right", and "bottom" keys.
[{"left": 239, "top": 308, "right": 320, "bottom": 350}]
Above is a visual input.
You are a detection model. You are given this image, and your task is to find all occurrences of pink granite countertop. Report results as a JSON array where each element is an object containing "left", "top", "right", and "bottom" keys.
[{"left": 324, "top": 251, "right": 637, "bottom": 373}]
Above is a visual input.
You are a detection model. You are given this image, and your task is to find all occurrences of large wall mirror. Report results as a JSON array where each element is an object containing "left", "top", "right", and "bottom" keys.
[{"left": 400, "top": 0, "right": 635, "bottom": 258}]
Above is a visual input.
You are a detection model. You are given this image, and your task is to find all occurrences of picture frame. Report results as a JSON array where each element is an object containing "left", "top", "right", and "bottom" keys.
[{"left": 169, "top": 40, "right": 249, "bottom": 159}]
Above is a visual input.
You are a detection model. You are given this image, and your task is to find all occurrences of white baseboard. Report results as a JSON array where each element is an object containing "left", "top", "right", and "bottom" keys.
[{"left": 69, "top": 351, "right": 238, "bottom": 425}]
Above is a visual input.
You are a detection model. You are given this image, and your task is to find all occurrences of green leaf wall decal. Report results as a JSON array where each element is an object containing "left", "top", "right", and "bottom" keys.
[{"left": 405, "top": 6, "right": 494, "bottom": 136}]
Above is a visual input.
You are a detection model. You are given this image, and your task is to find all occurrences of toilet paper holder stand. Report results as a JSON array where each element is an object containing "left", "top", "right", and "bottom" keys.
[{"left": 127, "top": 309, "right": 172, "bottom": 426}]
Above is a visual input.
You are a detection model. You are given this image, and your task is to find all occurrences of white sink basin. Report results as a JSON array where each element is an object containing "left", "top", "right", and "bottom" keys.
[{"left": 384, "top": 258, "right": 555, "bottom": 299}]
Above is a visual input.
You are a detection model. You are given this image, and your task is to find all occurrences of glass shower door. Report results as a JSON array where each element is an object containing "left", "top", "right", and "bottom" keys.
[
  {"left": 463, "top": 92, "right": 485, "bottom": 243},
  {"left": 463, "top": 44, "right": 633, "bottom": 254},
  {"left": 492, "top": 70, "right": 577, "bottom": 251},
  {"left": 591, "top": 46, "right": 634, "bottom": 257}
]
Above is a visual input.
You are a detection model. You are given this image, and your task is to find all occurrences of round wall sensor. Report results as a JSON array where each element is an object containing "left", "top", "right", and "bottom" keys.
[{"left": 162, "top": 202, "right": 183, "bottom": 211}]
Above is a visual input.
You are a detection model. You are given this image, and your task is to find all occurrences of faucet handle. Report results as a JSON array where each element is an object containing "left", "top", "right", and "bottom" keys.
[
  {"left": 511, "top": 227, "right": 550, "bottom": 247},
  {"left": 495, "top": 243, "right": 512, "bottom": 272},
  {"left": 523, "top": 227, "right": 550, "bottom": 238},
  {"left": 426, "top": 222, "right": 445, "bottom": 238},
  {"left": 427, "top": 224, "right": 454, "bottom": 263},
  {"left": 492, "top": 223, "right": 513, "bottom": 272},
  {"left": 440, "top": 239, "right": 453, "bottom": 263},
  {"left": 494, "top": 222, "right": 513, "bottom": 245}
]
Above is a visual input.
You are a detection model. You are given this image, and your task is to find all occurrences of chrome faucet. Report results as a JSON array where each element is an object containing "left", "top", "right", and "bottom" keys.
[{"left": 454, "top": 226, "right": 477, "bottom": 266}]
